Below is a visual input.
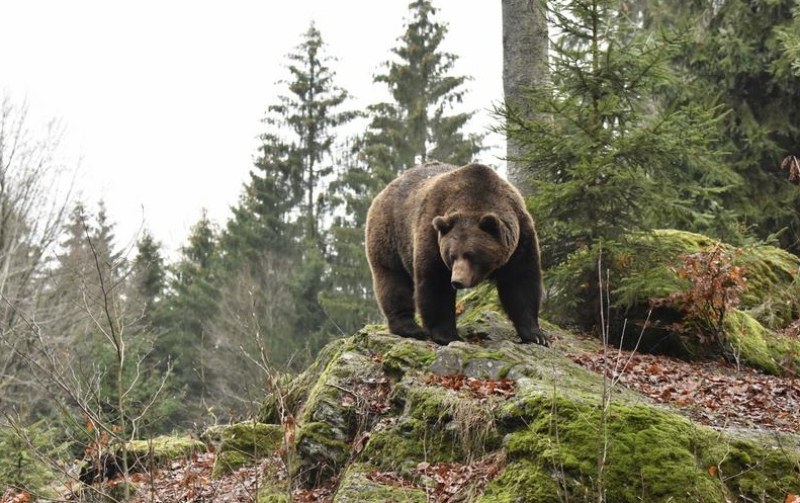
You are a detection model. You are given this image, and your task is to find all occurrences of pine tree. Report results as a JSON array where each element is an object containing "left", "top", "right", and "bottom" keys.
[
  {"left": 128, "top": 229, "right": 166, "bottom": 323},
  {"left": 680, "top": 0, "right": 800, "bottom": 250},
  {"left": 505, "top": 0, "right": 740, "bottom": 267},
  {"left": 214, "top": 23, "right": 355, "bottom": 374},
  {"left": 365, "top": 0, "right": 482, "bottom": 172},
  {"left": 156, "top": 211, "right": 219, "bottom": 420}
]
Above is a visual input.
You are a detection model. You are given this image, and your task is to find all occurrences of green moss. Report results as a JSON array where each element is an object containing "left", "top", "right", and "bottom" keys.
[
  {"left": 725, "top": 311, "right": 781, "bottom": 374},
  {"left": 292, "top": 421, "right": 351, "bottom": 486},
  {"left": 362, "top": 417, "right": 460, "bottom": 474},
  {"left": 123, "top": 435, "right": 205, "bottom": 470},
  {"left": 279, "top": 337, "right": 357, "bottom": 421},
  {"left": 213, "top": 450, "right": 251, "bottom": 478},
  {"left": 300, "top": 344, "right": 376, "bottom": 427},
  {"left": 500, "top": 395, "right": 725, "bottom": 501},
  {"left": 478, "top": 459, "right": 562, "bottom": 503},
  {"left": 737, "top": 245, "right": 800, "bottom": 328},
  {"left": 403, "top": 384, "right": 454, "bottom": 422},
  {"left": 382, "top": 340, "right": 437, "bottom": 376},
  {"left": 726, "top": 310, "right": 800, "bottom": 375},
  {"left": 494, "top": 393, "right": 800, "bottom": 501},
  {"left": 363, "top": 381, "right": 503, "bottom": 475},
  {"left": 334, "top": 463, "right": 427, "bottom": 503},
  {"left": 457, "top": 283, "right": 501, "bottom": 314},
  {"left": 257, "top": 493, "right": 290, "bottom": 503},
  {"left": 701, "top": 437, "right": 800, "bottom": 499},
  {"left": 211, "top": 422, "right": 283, "bottom": 477}
]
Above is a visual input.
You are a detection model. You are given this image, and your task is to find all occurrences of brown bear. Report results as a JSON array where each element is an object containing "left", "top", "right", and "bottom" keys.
[{"left": 365, "top": 162, "right": 547, "bottom": 346}]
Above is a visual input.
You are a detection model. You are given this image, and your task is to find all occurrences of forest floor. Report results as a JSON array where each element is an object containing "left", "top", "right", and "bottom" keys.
[{"left": 2, "top": 333, "right": 799, "bottom": 503}]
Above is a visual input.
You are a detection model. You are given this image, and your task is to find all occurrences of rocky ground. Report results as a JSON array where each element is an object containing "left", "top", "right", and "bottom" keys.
[{"left": 5, "top": 309, "right": 799, "bottom": 503}]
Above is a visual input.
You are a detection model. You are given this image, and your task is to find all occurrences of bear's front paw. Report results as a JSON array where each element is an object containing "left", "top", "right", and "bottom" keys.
[
  {"left": 520, "top": 328, "right": 549, "bottom": 347},
  {"left": 389, "top": 320, "right": 428, "bottom": 340},
  {"left": 429, "top": 330, "right": 460, "bottom": 346}
]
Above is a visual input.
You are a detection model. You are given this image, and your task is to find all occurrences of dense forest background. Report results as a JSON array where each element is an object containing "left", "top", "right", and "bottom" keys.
[{"left": 2, "top": 0, "right": 800, "bottom": 481}]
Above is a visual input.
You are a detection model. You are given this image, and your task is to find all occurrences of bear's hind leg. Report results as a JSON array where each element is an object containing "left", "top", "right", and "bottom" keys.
[{"left": 373, "top": 265, "right": 427, "bottom": 340}]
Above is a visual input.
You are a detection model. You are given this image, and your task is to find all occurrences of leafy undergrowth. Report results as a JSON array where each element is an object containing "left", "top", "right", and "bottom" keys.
[
  {"left": 123, "top": 451, "right": 278, "bottom": 503},
  {"left": 571, "top": 347, "right": 800, "bottom": 432},
  {"left": 0, "top": 450, "right": 339, "bottom": 503}
]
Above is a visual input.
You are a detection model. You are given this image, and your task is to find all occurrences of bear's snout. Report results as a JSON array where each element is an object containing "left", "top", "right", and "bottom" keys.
[{"left": 450, "top": 259, "right": 474, "bottom": 290}]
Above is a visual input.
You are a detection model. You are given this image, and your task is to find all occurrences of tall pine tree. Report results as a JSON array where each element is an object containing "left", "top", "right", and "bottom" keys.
[
  {"left": 217, "top": 23, "right": 355, "bottom": 372},
  {"left": 681, "top": 0, "right": 800, "bottom": 250}
]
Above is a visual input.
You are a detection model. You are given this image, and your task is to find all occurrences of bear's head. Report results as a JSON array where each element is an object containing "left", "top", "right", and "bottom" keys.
[{"left": 432, "top": 211, "right": 517, "bottom": 290}]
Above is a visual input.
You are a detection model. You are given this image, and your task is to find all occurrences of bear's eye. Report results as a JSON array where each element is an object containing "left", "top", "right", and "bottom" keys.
[{"left": 463, "top": 251, "right": 474, "bottom": 262}]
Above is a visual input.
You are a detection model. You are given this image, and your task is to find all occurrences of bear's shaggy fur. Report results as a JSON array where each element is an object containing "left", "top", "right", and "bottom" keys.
[{"left": 365, "top": 162, "right": 546, "bottom": 345}]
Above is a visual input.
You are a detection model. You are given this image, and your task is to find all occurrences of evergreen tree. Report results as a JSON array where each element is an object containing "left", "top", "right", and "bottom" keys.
[
  {"left": 46, "top": 202, "right": 175, "bottom": 433},
  {"left": 215, "top": 22, "right": 355, "bottom": 371},
  {"left": 129, "top": 229, "right": 166, "bottom": 321},
  {"left": 680, "top": 0, "right": 800, "bottom": 250},
  {"left": 505, "top": 0, "right": 740, "bottom": 267},
  {"left": 157, "top": 211, "right": 220, "bottom": 421},
  {"left": 322, "top": 0, "right": 484, "bottom": 333},
  {"left": 365, "top": 0, "right": 482, "bottom": 172}
]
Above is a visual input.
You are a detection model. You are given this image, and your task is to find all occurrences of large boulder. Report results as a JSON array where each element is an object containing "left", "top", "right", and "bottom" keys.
[
  {"left": 256, "top": 295, "right": 800, "bottom": 502},
  {"left": 547, "top": 229, "right": 800, "bottom": 374}
]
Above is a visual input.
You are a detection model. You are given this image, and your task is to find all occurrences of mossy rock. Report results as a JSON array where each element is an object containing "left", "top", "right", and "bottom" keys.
[
  {"left": 277, "top": 308, "right": 800, "bottom": 501},
  {"left": 726, "top": 310, "right": 800, "bottom": 375},
  {"left": 333, "top": 463, "right": 426, "bottom": 503},
  {"left": 292, "top": 421, "right": 351, "bottom": 487},
  {"left": 121, "top": 435, "right": 205, "bottom": 471},
  {"left": 361, "top": 416, "right": 459, "bottom": 475},
  {"left": 211, "top": 422, "right": 283, "bottom": 477},
  {"left": 381, "top": 338, "right": 437, "bottom": 376},
  {"left": 257, "top": 338, "right": 357, "bottom": 425},
  {"left": 548, "top": 229, "right": 800, "bottom": 373},
  {"left": 488, "top": 393, "right": 800, "bottom": 502}
]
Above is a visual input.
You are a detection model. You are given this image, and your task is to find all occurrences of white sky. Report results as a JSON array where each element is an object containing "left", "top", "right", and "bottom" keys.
[{"left": 1, "top": 1, "right": 504, "bottom": 257}]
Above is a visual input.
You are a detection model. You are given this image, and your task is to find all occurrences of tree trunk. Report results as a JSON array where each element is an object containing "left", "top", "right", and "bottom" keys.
[{"left": 502, "top": 0, "right": 549, "bottom": 195}]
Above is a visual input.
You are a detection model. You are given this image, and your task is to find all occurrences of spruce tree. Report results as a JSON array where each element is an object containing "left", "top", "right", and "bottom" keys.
[
  {"left": 129, "top": 230, "right": 166, "bottom": 320},
  {"left": 505, "top": 0, "right": 740, "bottom": 267},
  {"left": 216, "top": 23, "right": 355, "bottom": 372},
  {"left": 156, "top": 211, "right": 219, "bottom": 421},
  {"left": 681, "top": 0, "right": 800, "bottom": 251},
  {"left": 365, "top": 0, "right": 482, "bottom": 172},
  {"left": 266, "top": 22, "right": 357, "bottom": 246}
]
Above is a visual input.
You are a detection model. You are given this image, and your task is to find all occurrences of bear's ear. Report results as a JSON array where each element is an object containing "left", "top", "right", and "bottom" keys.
[
  {"left": 479, "top": 213, "right": 502, "bottom": 235},
  {"left": 479, "top": 213, "right": 507, "bottom": 243},
  {"left": 432, "top": 215, "right": 453, "bottom": 235}
]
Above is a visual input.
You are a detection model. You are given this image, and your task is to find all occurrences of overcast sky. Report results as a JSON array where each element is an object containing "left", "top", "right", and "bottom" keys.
[{"left": 1, "top": 1, "right": 504, "bottom": 257}]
